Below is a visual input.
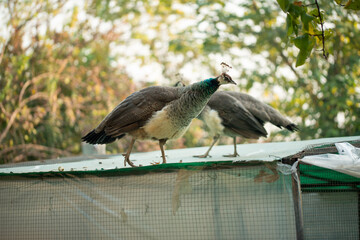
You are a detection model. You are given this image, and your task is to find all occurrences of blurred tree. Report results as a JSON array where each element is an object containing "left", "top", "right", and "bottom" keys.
[
  {"left": 0, "top": 0, "right": 134, "bottom": 163},
  {"left": 276, "top": 0, "right": 360, "bottom": 66}
]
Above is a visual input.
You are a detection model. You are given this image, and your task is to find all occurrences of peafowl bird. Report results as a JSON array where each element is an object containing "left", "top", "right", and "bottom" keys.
[
  {"left": 194, "top": 91, "right": 299, "bottom": 158},
  {"left": 82, "top": 73, "right": 236, "bottom": 167}
]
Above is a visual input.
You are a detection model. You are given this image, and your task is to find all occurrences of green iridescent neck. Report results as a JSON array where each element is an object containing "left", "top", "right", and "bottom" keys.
[{"left": 197, "top": 77, "right": 219, "bottom": 94}]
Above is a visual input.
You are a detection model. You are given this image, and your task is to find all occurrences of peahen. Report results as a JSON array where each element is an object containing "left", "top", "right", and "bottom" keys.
[
  {"left": 82, "top": 73, "right": 236, "bottom": 167},
  {"left": 194, "top": 91, "right": 299, "bottom": 158}
]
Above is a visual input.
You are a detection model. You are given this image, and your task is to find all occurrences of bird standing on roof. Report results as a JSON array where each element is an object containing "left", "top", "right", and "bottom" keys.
[
  {"left": 82, "top": 72, "right": 236, "bottom": 167},
  {"left": 194, "top": 91, "right": 299, "bottom": 158}
]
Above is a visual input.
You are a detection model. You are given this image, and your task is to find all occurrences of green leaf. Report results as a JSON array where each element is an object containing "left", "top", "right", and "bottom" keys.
[
  {"left": 294, "top": 34, "right": 309, "bottom": 51},
  {"left": 286, "top": 14, "right": 293, "bottom": 36},
  {"left": 288, "top": 3, "right": 303, "bottom": 18},
  {"left": 309, "top": 9, "right": 319, "bottom": 17},
  {"left": 301, "top": 11, "right": 315, "bottom": 31},
  {"left": 276, "top": 0, "right": 290, "bottom": 12},
  {"left": 344, "top": 0, "right": 360, "bottom": 10},
  {"left": 294, "top": 34, "right": 315, "bottom": 66}
]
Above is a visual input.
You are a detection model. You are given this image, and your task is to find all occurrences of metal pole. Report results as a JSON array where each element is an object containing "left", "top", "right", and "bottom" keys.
[
  {"left": 358, "top": 190, "right": 360, "bottom": 240},
  {"left": 292, "top": 167, "right": 304, "bottom": 240}
]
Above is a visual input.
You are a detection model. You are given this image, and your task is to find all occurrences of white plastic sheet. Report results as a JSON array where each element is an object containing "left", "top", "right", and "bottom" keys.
[{"left": 300, "top": 142, "right": 360, "bottom": 178}]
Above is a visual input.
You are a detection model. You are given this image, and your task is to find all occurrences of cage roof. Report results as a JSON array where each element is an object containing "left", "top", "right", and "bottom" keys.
[{"left": 0, "top": 136, "right": 359, "bottom": 175}]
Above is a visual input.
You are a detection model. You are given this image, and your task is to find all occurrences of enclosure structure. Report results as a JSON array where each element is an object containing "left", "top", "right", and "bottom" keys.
[{"left": 0, "top": 136, "right": 359, "bottom": 240}]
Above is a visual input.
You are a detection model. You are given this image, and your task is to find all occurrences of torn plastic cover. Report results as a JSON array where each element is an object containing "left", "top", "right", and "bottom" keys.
[{"left": 300, "top": 142, "right": 360, "bottom": 178}]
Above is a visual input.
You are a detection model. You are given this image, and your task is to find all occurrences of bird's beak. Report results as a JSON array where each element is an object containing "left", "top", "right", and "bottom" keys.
[{"left": 229, "top": 78, "right": 237, "bottom": 85}]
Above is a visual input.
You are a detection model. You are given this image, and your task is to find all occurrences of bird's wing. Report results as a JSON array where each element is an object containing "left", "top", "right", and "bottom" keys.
[
  {"left": 208, "top": 92, "right": 268, "bottom": 139},
  {"left": 227, "top": 92, "right": 298, "bottom": 131},
  {"left": 95, "top": 86, "right": 181, "bottom": 137}
]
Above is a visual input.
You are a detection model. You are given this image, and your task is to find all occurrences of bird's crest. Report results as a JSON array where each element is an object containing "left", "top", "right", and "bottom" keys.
[
  {"left": 217, "top": 62, "right": 236, "bottom": 85},
  {"left": 221, "top": 62, "right": 232, "bottom": 73}
]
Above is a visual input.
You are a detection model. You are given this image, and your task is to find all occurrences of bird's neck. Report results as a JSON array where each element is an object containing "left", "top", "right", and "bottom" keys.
[
  {"left": 167, "top": 77, "right": 220, "bottom": 125},
  {"left": 194, "top": 78, "right": 220, "bottom": 95},
  {"left": 177, "top": 77, "right": 220, "bottom": 117}
]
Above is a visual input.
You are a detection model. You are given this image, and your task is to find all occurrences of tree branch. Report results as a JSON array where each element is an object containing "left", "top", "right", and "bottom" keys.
[
  {"left": 0, "top": 102, "right": 11, "bottom": 118},
  {"left": 0, "top": 92, "right": 48, "bottom": 144},
  {"left": 314, "top": 0, "right": 328, "bottom": 59},
  {"left": 18, "top": 72, "right": 52, "bottom": 103}
]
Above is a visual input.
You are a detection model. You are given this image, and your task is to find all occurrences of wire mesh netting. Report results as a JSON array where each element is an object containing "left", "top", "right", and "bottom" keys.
[
  {"left": 299, "top": 164, "right": 360, "bottom": 240},
  {"left": 1, "top": 138, "right": 360, "bottom": 239},
  {"left": 0, "top": 162, "right": 297, "bottom": 240},
  {"left": 302, "top": 191, "right": 358, "bottom": 240},
  {"left": 294, "top": 140, "right": 360, "bottom": 240}
]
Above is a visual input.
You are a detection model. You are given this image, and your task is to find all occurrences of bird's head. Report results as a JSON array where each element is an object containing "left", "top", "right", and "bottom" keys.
[{"left": 216, "top": 73, "right": 236, "bottom": 85}]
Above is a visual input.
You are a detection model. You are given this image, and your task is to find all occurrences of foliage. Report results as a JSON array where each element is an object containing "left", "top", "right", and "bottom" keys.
[
  {"left": 1, "top": 0, "right": 359, "bottom": 163},
  {"left": 0, "top": 0, "right": 134, "bottom": 163},
  {"left": 276, "top": 0, "right": 360, "bottom": 66}
]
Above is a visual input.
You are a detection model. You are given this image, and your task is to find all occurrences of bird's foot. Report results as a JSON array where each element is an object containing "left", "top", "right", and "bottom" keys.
[
  {"left": 193, "top": 154, "right": 211, "bottom": 158},
  {"left": 122, "top": 153, "right": 139, "bottom": 167},
  {"left": 223, "top": 153, "right": 239, "bottom": 157},
  {"left": 151, "top": 161, "right": 161, "bottom": 165}
]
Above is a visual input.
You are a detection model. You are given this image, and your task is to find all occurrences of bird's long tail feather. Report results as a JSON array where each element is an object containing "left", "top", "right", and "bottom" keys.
[
  {"left": 285, "top": 123, "right": 300, "bottom": 132},
  {"left": 82, "top": 129, "right": 125, "bottom": 144}
]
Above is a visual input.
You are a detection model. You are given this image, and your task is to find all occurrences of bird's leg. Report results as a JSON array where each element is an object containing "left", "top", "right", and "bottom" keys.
[
  {"left": 122, "top": 137, "right": 138, "bottom": 167},
  {"left": 223, "top": 137, "right": 239, "bottom": 157},
  {"left": 194, "top": 135, "right": 220, "bottom": 158},
  {"left": 159, "top": 139, "right": 167, "bottom": 164}
]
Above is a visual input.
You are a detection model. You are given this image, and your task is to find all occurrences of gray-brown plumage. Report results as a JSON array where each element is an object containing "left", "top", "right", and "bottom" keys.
[
  {"left": 194, "top": 91, "right": 299, "bottom": 158},
  {"left": 82, "top": 73, "right": 236, "bottom": 167}
]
